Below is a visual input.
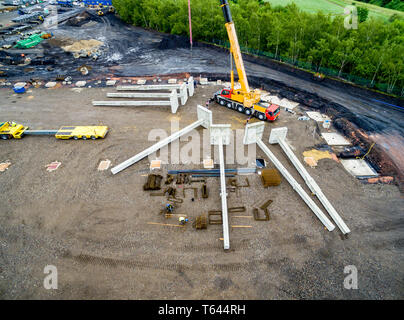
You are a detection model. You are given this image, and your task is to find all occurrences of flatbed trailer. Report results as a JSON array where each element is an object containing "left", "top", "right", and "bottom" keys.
[{"left": 0, "top": 122, "right": 108, "bottom": 140}]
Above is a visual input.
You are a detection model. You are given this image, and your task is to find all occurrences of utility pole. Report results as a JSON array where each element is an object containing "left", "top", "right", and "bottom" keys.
[{"left": 188, "top": 0, "right": 193, "bottom": 50}]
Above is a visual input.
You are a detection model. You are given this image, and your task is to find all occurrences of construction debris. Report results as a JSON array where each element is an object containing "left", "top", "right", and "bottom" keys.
[
  {"left": 231, "top": 225, "right": 252, "bottom": 228},
  {"left": 143, "top": 174, "right": 163, "bottom": 190},
  {"left": 46, "top": 161, "right": 61, "bottom": 172},
  {"left": 228, "top": 207, "right": 246, "bottom": 213},
  {"left": 203, "top": 158, "right": 214, "bottom": 169},
  {"left": 193, "top": 215, "right": 208, "bottom": 229},
  {"left": 253, "top": 199, "right": 272, "bottom": 221},
  {"left": 260, "top": 169, "right": 281, "bottom": 187},
  {"left": 201, "top": 184, "right": 208, "bottom": 198},
  {"left": 150, "top": 159, "right": 162, "bottom": 170},
  {"left": 147, "top": 222, "right": 185, "bottom": 228},
  {"left": 208, "top": 211, "right": 223, "bottom": 225},
  {"left": 0, "top": 161, "right": 11, "bottom": 172},
  {"left": 97, "top": 159, "right": 111, "bottom": 171},
  {"left": 164, "top": 174, "right": 174, "bottom": 184},
  {"left": 183, "top": 187, "right": 197, "bottom": 198}
]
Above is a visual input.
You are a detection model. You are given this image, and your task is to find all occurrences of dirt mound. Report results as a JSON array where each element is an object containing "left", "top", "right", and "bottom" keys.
[
  {"left": 62, "top": 39, "right": 103, "bottom": 53},
  {"left": 45, "top": 36, "right": 75, "bottom": 48},
  {"left": 65, "top": 11, "right": 92, "bottom": 27}
]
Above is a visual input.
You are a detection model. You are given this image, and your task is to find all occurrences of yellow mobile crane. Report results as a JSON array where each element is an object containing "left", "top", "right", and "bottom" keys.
[{"left": 213, "top": 0, "right": 280, "bottom": 121}]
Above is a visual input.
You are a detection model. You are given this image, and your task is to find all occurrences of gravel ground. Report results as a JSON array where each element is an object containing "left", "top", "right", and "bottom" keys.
[{"left": 0, "top": 84, "right": 403, "bottom": 299}]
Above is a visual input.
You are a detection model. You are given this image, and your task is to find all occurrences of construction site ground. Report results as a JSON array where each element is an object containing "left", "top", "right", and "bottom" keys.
[{"left": 0, "top": 85, "right": 403, "bottom": 299}]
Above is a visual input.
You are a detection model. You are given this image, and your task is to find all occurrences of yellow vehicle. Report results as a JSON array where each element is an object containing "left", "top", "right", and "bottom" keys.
[
  {"left": 55, "top": 126, "right": 108, "bottom": 140},
  {"left": 97, "top": 10, "right": 104, "bottom": 16},
  {"left": 213, "top": 0, "right": 280, "bottom": 122},
  {"left": 0, "top": 122, "right": 108, "bottom": 140},
  {"left": 0, "top": 121, "right": 27, "bottom": 139}
]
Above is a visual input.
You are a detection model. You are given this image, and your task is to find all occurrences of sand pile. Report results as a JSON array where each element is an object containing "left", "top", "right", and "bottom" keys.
[{"left": 62, "top": 39, "right": 103, "bottom": 53}]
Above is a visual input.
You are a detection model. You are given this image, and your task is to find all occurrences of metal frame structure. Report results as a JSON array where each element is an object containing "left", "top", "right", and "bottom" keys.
[
  {"left": 243, "top": 122, "right": 335, "bottom": 231},
  {"left": 111, "top": 105, "right": 212, "bottom": 175},
  {"left": 269, "top": 127, "right": 350, "bottom": 234}
]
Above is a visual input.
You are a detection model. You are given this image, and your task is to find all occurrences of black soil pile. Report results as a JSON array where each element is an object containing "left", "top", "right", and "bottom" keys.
[
  {"left": 158, "top": 34, "right": 191, "bottom": 50},
  {"left": 65, "top": 11, "right": 100, "bottom": 27}
]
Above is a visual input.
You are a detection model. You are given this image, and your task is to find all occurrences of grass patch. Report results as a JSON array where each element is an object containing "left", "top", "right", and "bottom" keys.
[{"left": 265, "top": 0, "right": 404, "bottom": 21}]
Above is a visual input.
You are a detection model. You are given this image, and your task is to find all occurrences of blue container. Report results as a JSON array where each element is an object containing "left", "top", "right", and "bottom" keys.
[{"left": 13, "top": 86, "right": 26, "bottom": 94}]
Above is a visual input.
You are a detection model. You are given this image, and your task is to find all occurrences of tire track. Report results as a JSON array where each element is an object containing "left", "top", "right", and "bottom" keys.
[{"left": 68, "top": 252, "right": 261, "bottom": 272}]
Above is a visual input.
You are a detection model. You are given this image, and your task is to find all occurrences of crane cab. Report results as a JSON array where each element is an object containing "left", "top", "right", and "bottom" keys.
[{"left": 260, "top": 102, "right": 280, "bottom": 121}]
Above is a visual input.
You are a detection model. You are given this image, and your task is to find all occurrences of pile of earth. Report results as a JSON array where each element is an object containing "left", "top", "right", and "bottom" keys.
[
  {"left": 61, "top": 39, "right": 104, "bottom": 59},
  {"left": 65, "top": 11, "right": 101, "bottom": 27}
]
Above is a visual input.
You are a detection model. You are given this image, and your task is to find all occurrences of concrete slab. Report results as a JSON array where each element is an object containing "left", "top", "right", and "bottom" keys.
[
  {"left": 75, "top": 81, "right": 86, "bottom": 87},
  {"left": 280, "top": 98, "right": 299, "bottom": 110},
  {"left": 306, "top": 111, "right": 330, "bottom": 122},
  {"left": 45, "top": 81, "right": 57, "bottom": 88},
  {"left": 267, "top": 95, "right": 282, "bottom": 105},
  {"left": 203, "top": 158, "right": 214, "bottom": 169},
  {"left": 340, "top": 159, "right": 378, "bottom": 177},
  {"left": 106, "top": 80, "right": 116, "bottom": 86},
  {"left": 150, "top": 159, "right": 162, "bottom": 170},
  {"left": 199, "top": 78, "right": 208, "bottom": 85},
  {"left": 168, "top": 79, "right": 177, "bottom": 84},
  {"left": 98, "top": 160, "right": 111, "bottom": 171},
  {"left": 0, "top": 161, "right": 11, "bottom": 172},
  {"left": 321, "top": 132, "right": 351, "bottom": 145}
]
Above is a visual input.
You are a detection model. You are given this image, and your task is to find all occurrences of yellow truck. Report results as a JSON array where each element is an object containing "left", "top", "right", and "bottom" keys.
[{"left": 0, "top": 121, "right": 108, "bottom": 140}]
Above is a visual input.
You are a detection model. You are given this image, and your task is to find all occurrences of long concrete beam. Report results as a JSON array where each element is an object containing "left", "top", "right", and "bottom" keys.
[
  {"left": 243, "top": 122, "right": 335, "bottom": 232},
  {"left": 110, "top": 105, "right": 212, "bottom": 175},
  {"left": 93, "top": 90, "right": 179, "bottom": 113},
  {"left": 117, "top": 76, "right": 194, "bottom": 97},
  {"left": 256, "top": 139, "right": 335, "bottom": 231},
  {"left": 210, "top": 124, "right": 231, "bottom": 250},
  {"left": 269, "top": 127, "right": 350, "bottom": 234},
  {"left": 107, "top": 85, "right": 188, "bottom": 106}
]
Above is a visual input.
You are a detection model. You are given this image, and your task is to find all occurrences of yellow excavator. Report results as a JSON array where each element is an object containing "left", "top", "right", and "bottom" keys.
[{"left": 213, "top": 0, "right": 280, "bottom": 121}]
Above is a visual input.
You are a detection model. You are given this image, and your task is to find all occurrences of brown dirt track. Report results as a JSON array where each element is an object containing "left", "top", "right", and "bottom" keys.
[{"left": 0, "top": 84, "right": 403, "bottom": 299}]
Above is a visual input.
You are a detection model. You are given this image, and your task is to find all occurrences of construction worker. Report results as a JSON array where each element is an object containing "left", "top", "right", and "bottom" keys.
[
  {"left": 166, "top": 203, "right": 174, "bottom": 213},
  {"left": 179, "top": 216, "right": 188, "bottom": 225},
  {"left": 245, "top": 114, "right": 253, "bottom": 125}
]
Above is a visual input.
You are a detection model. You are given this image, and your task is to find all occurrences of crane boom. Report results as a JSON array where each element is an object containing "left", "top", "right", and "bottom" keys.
[
  {"left": 220, "top": 0, "right": 250, "bottom": 93},
  {"left": 214, "top": 0, "right": 281, "bottom": 122}
]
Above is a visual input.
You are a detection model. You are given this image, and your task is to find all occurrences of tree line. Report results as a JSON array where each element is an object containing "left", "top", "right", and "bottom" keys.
[{"left": 112, "top": 0, "right": 404, "bottom": 96}]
